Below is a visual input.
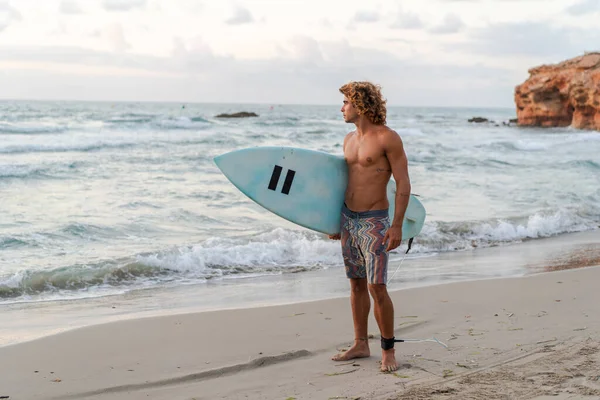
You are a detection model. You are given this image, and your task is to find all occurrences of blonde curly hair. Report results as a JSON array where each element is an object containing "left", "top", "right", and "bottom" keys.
[{"left": 339, "top": 81, "right": 387, "bottom": 125}]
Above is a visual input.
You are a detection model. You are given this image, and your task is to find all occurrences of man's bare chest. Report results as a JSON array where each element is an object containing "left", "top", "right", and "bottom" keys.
[{"left": 345, "top": 138, "right": 387, "bottom": 168}]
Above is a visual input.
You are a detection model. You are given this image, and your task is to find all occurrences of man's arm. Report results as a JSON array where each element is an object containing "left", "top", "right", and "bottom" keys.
[{"left": 382, "top": 130, "right": 411, "bottom": 250}]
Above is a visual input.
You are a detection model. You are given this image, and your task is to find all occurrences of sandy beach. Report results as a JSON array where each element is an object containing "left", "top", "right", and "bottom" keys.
[{"left": 2, "top": 258, "right": 600, "bottom": 400}]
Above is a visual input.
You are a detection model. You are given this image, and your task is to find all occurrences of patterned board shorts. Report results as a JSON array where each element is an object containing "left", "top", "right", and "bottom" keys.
[{"left": 340, "top": 204, "right": 390, "bottom": 285}]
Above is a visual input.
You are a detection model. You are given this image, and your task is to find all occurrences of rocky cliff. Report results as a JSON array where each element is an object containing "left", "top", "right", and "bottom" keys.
[{"left": 514, "top": 53, "right": 600, "bottom": 130}]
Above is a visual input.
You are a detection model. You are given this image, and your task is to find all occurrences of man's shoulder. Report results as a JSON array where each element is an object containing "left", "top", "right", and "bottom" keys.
[{"left": 376, "top": 126, "right": 401, "bottom": 143}]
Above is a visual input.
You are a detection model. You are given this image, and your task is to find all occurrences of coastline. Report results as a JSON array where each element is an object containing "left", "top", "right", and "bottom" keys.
[
  {"left": 1, "top": 229, "right": 599, "bottom": 349},
  {"left": 1, "top": 230, "right": 600, "bottom": 399}
]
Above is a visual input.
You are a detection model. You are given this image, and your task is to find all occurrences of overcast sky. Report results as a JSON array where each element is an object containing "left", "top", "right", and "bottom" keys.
[{"left": 0, "top": 0, "right": 598, "bottom": 107}]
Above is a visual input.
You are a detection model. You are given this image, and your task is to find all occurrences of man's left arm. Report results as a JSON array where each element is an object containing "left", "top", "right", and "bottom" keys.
[{"left": 383, "top": 130, "right": 411, "bottom": 251}]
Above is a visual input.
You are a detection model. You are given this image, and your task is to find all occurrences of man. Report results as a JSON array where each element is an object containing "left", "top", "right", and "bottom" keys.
[{"left": 329, "top": 81, "right": 411, "bottom": 372}]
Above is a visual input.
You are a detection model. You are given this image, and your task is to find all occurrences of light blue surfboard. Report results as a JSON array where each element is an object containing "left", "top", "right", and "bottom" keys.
[{"left": 214, "top": 146, "right": 426, "bottom": 239}]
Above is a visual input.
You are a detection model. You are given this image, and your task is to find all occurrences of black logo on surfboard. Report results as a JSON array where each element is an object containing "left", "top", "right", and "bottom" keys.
[{"left": 268, "top": 165, "right": 296, "bottom": 195}]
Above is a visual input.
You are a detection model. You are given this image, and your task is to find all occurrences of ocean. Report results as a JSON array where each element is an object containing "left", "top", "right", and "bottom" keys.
[{"left": 1, "top": 100, "right": 599, "bottom": 345}]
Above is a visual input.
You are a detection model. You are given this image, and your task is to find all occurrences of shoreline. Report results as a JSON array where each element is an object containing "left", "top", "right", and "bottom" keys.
[
  {"left": 1, "top": 263, "right": 599, "bottom": 399},
  {"left": 1, "top": 229, "right": 600, "bottom": 350}
]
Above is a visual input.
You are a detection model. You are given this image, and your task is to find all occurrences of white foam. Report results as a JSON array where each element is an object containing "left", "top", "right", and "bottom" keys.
[
  {"left": 137, "top": 228, "right": 342, "bottom": 274},
  {"left": 417, "top": 208, "right": 598, "bottom": 252}
]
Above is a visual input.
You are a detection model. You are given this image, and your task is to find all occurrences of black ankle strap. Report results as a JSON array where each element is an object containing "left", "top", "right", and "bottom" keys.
[{"left": 381, "top": 336, "right": 402, "bottom": 350}]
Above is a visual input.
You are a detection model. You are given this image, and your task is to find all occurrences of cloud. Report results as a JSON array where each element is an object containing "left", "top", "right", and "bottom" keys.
[
  {"left": 104, "top": 23, "right": 130, "bottom": 52},
  {"left": 59, "top": 0, "right": 83, "bottom": 14},
  {"left": 319, "top": 18, "right": 333, "bottom": 28},
  {"left": 352, "top": 10, "right": 380, "bottom": 23},
  {"left": 462, "top": 21, "right": 600, "bottom": 59},
  {"left": 429, "top": 13, "right": 464, "bottom": 34},
  {"left": 0, "top": 1, "right": 21, "bottom": 32},
  {"left": 225, "top": 6, "right": 253, "bottom": 25},
  {"left": 390, "top": 10, "right": 423, "bottom": 30},
  {"left": 566, "top": 0, "right": 600, "bottom": 15},
  {"left": 288, "top": 35, "right": 323, "bottom": 63},
  {"left": 0, "top": 35, "right": 518, "bottom": 107},
  {"left": 102, "top": 0, "right": 147, "bottom": 11}
]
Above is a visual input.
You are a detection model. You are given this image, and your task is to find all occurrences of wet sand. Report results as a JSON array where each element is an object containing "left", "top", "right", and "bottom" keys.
[{"left": 1, "top": 260, "right": 599, "bottom": 399}]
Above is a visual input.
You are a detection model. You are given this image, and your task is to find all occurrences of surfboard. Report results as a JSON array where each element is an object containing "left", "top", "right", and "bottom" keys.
[{"left": 213, "top": 146, "right": 426, "bottom": 239}]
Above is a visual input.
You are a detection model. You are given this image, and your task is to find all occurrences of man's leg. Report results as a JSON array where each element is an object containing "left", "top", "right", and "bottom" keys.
[
  {"left": 369, "top": 284, "right": 397, "bottom": 372},
  {"left": 331, "top": 278, "right": 371, "bottom": 361}
]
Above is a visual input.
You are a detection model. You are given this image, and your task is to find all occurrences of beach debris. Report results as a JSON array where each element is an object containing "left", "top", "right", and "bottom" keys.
[
  {"left": 468, "top": 328, "right": 484, "bottom": 336},
  {"left": 574, "top": 327, "right": 588, "bottom": 331},
  {"left": 397, "top": 321, "right": 417, "bottom": 327},
  {"left": 456, "top": 363, "right": 471, "bottom": 369},
  {"left": 536, "top": 338, "right": 557, "bottom": 344},
  {"left": 507, "top": 313, "right": 514, "bottom": 317},
  {"left": 448, "top": 334, "right": 459, "bottom": 341},
  {"left": 442, "top": 369, "right": 454, "bottom": 378},
  {"left": 34, "top": 371, "right": 38, "bottom": 373},
  {"left": 401, "top": 315, "right": 419, "bottom": 318},
  {"left": 555, "top": 300, "right": 561, "bottom": 302},
  {"left": 335, "top": 362, "right": 355, "bottom": 367},
  {"left": 494, "top": 313, "right": 498, "bottom": 316},
  {"left": 0, "top": 396, "right": 9, "bottom": 399},
  {"left": 465, "top": 315, "right": 471, "bottom": 319},
  {"left": 325, "top": 368, "right": 359, "bottom": 376},
  {"left": 393, "top": 373, "right": 411, "bottom": 378},
  {"left": 285, "top": 397, "right": 297, "bottom": 400},
  {"left": 537, "top": 311, "right": 548, "bottom": 317},
  {"left": 51, "top": 379, "right": 62, "bottom": 383},
  {"left": 508, "top": 328, "right": 524, "bottom": 331}
]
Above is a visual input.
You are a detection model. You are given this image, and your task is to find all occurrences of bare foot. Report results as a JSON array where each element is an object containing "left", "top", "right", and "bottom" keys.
[
  {"left": 331, "top": 339, "right": 370, "bottom": 361},
  {"left": 380, "top": 348, "right": 398, "bottom": 372}
]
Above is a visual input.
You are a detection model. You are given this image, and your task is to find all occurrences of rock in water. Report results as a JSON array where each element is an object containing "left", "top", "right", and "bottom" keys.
[
  {"left": 468, "top": 117, "right": 489, "bottom": 123},
  {"left": 514, "top": 52, "right": 600, "bottom": 130},
  {"left": 215, "top": 112, "right": 259, "bottom": 118}
]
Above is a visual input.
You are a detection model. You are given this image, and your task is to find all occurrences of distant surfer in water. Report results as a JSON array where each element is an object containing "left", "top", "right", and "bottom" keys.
[{"left": 329, "top": 81, "right": 411, "bottom": 372}]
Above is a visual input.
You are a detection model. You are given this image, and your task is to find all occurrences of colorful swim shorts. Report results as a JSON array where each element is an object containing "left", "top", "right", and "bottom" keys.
[{"left": 340, "top": 203, "right": 390, "bottom": 285}]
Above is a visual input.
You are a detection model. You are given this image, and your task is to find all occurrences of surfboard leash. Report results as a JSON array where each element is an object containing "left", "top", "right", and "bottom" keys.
[
  {"left": 387, "top": 237, "right": 413, "bottom": 283},
  {"left": 391, "top": 337, "right": 449, "bottom": 349}
]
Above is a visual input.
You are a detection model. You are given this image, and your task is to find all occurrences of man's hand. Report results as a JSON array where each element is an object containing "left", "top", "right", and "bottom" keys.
[
  {"left": 383, "top": 226, "right": 402, "bottom": 251},
  {"left": 328, "top": 233, "right": 341, "bottom": 240}
]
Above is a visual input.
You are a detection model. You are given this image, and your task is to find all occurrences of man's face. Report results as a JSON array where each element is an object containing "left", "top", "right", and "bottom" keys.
[{"left": 341, "top": 96, "right": 358, "bottom": 123}]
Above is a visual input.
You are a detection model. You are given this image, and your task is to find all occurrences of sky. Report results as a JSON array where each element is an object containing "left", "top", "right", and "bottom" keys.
[{"left": 0, "top": 0, "right": 599, "bottom": 107}]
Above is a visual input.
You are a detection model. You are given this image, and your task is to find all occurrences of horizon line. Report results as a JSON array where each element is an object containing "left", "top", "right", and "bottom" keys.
[{"left": 0, "top": 97, "right": 516, "bottom": 110}]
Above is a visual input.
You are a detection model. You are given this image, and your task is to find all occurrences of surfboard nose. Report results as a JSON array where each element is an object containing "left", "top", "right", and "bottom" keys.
[{"left": 213, "top": 150, "right": 236, "bottom": 171}]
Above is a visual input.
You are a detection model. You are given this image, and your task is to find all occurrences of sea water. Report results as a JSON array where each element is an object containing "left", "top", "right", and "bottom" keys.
[{"left": 1, "top": 100, "right": 599, "bottom": 342}]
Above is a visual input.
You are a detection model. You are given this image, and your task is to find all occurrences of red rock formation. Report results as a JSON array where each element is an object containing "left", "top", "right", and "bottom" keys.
[{"left": 514, "top": 53, "right": 600, "bottom": 130}]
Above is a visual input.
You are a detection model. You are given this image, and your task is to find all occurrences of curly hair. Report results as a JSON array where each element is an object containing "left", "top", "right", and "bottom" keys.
[{"left": 339, "top": 81, "right": 387, "bottom": 125}]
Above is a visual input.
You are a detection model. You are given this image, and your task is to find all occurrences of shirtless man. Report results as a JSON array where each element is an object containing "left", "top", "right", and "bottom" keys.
[{"left": 329, "top": 81, "right": 411, "bottom": 372}]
